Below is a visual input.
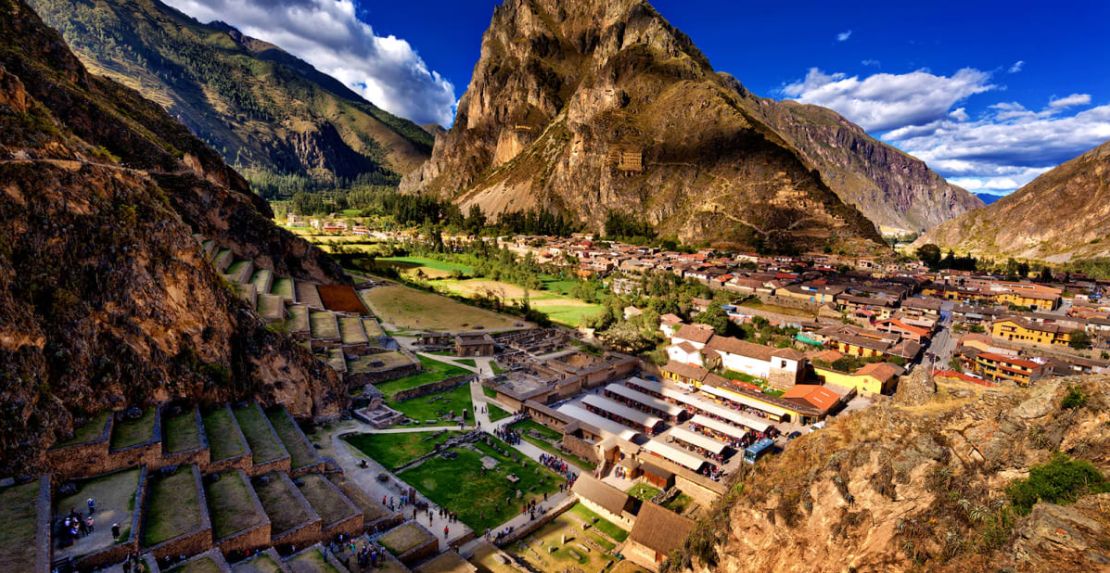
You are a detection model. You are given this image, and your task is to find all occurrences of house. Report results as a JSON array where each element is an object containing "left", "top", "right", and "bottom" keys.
[
  {"left": 624, "top": 503, "right": 696, "bottom": 571},
  {"left": 455, "top": 333, "right": 495, "bottom": 357},
  {"left": 781, "top": 384, "right": 848, "bottom": 417},
  {"left": 874, "top": 318, "right": 932, "bottom": 342},
  {"left": 816, "top": 362, "right": 904, "bottom": 396},
  {"left": 901, "top": 297, "right": 943, "bottom": 319},
  {"left": 991, "top": 317, "right": 1075, "bottom": 347},
  {"left": 658, "top": 314, "right": 683, "bottom": 338},
  {"left": 660, "top": 361, "right": 710, "bottom": 385},
  {"left": 670, "top": 323, "right": 715, "bottom": 349},
  {"left": 703, "top": 336, "right": 806, "bottom": 389},
  {"left": 666, "top": 341, "right": 704, "bottom": 367},
  {"left": 571, "top": 475, "right": 637, "bottom": 529},
  {"left": 969, "top": 351, "right": 1045, "bottom": 386}
]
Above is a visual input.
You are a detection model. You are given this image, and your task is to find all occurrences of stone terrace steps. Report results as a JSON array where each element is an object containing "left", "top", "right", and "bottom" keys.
[
  {"left": 310, "top": 311, "right": 341, "bottom": 341},
  {"left": 225, "top": 260, "right": 256, "bottom": 286},
  {"left": 287, "top": 305, "right": 310, "bottom": 336},
  {"left": 272, "top": 277, "right": 297, "bottom": 305},
  {"left": 213, "top": 249, "right": 234, "bottom": 273},
  {"left": 296, "top": 281, "right": 325, "bottom": 310},
  {"left": 232, "top": 404, "right": 292, "bottom": 476},
  {"left": 339, "top": 316, "right": 369, "bottom": 346},
  {"left": 258, "top": 294, "right": 286, "bottom": 323},
  {"left": 250, "top": 269, "right": 274, "bottom": 296}
]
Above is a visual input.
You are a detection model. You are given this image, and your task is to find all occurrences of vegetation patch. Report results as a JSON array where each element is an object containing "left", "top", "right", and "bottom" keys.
[
  {"left": 567, "top": 502, "right": 628, "bottom": 542},
  {"left": 1007, "top": 453, "right": 1109, "bottom": 514},
  {"left": 142, "top": 467, "right": 202, "bottom": 547},
  {"left": 295, "top": 474, "right": 357, "bottom": 525},
  {"left": 233, "top": 405, "right": 289, "bottom": 465},
  {"left": 164, "top": 409, "right": 202, "bottom": 454},
  {"left": 265, "top": 408, "right": 320, "bottom": 471},
  {"left": 488, "top": 404, "right": 512, "bottom": 423},
  {"left": 627, "top": 483, "right": 662, "bottom": 502},
  {"left": 375, "top": 355, "right": 469, "bottom": 398},
  {"left": 343, "top": 431, "right": 462, "bottom": 470},
  {"left": 202, "top": 407, "right": 246, "bottom": 462},
  {"left": 361, "top": 284, "right": 520, "bottom": 332},
  {"left": 205, "top": 471, "right": 265, "bottom": 540},
  {"left": 252, "top": 474, "right": 314, "bottom": 535},
  {"left": 386, "top": 384, "right": 474, "bottom": 427},
  {"left": 0, "top": 481, "right": 43, "bottom": 570},
  {"left": 510, "top": 419, "right": 596, "bottom": 471},
  {"left": 55, "top": 412, "right": 111, "bottom": 448},
  {"left": 110, "top": 408, "right": 157, "bottom": 450}
]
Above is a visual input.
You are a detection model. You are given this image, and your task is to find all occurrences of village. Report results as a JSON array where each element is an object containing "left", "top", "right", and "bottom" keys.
[{"left": 2, "top": 225, "right": 1108, "bottom": 573}]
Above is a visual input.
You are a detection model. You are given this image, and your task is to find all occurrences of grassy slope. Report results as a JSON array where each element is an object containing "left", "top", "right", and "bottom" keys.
[{"left": 343, "top": 431, "right": 462, "bottom": 470}]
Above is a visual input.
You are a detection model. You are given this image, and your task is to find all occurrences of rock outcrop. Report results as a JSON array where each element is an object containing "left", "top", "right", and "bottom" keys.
[
  {"left": 915, "top": 140, "right": 1110, "bottom": 263},
  {"left": 28, "top": 0, "right": 433, "bottom": 190},
  {"left": 669, "top": 376, "right": 1109, "bottom": 573},
  {"left": 401, "top": 0, "right": 884, "bottom": 254},
  {"left": 0, "top": 0, "right": 346, "bottom": 474}
]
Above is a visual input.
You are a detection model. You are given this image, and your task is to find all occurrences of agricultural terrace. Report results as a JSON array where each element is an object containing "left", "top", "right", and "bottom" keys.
[
  {"left": 142, "top": 466, "right": 203, "bottom": 548},
  {"left": 0, "top": 481, "right": 42, "bottom": 571},
  {"left": 318, "top": 284, "right": 369, "bottom": 314},
  {"left": 205, "top": 471, "right": 266, "bottom": 540},
  {"left": 55, "top": 412, "right": 110, "bottom": 448},
  {"left": 431, "top": 278, "right": 603, "bottom": 328},
  {"left": 55, "top": 469, "right": 141, "bottom": 560},
  {"left": 398, "top": 438, "right": 562, "bottom": 532},
  {"left": 378, "top": 522, "right": 436, "bottom": 558},
  {"left": 507, "top": 502, "right": 631, "bottom": 573},
  {"left": 328, "top": 474, "right": 392, "bottom": 523},
  {"left": 272, "top": 278, "right": 295, "bottom": 303},
  {"left": 265, "top": 408, "right": 321, "bottom": 472},
  {"left": 375, "top": 355, "right": 469, "bottom": 399},
  {"left": 110, "top": 408, "right": 157, "bottom": 450},
  {"left": 509, "top": 419, "right": 596, "bottom": 471},
  {"left": 361, "top": 284, "right": 521, "bottom": 333},
  {"left": 343, "top": 431, "right": 462, "bottom": 471},
  {"left": 233, "top": 405, "right": 290, "bottom": 466},
  {"left": 347, "top": 352, "right": 415, "bottom": 376},
  {"left": 163, "top": 409, "right": 202, "bottom": 454},
  {"left": 202, "top": 407, "right": 247, "bottom": 463},
  {"left": 252, "top": 473, "right": 315, "bottom": 537},
  {"left": 295, "top": 474, "right": 358, "bottom": 526},
  {"left": 386, "top": 384, "right": 473, "bottom": 427},
  {"left": 286, "top": 546, "right": 344, "bottom": 573},
  {"left": 231, "top": 550, "right": 284, "bottom": 573},
  {"left": 166, "top": 554, "right": 225, "bottom": 573},
  {"left": 310, "top": 311, "right": 340, "bottom": 340}
]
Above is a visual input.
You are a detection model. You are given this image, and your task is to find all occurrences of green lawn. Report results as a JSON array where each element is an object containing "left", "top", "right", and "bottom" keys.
[
  {"left": 626, "top": 483, "right": 662, "bottom": 502},
  {"left": 398, "top": 438, "right": 562, "bottom": 532},
  {"left": 163, "top": 409, "right": 202, "bottom": 454},
  {"left": 295, "top": 474, "right": 358, "bottom": 525},
  {"left": 488, "top": 404, "right": 512, "bottom": 423},
  {"left": 377, "top": 256, "right": 474, "bottom": 275},
  {"left": 455, "top": 358, "right": 478, "bottom": 368},
  {"left": 375, "top": 355, "right": 469, "bottom": 398},
  {"left": 143, "top": 467, "right": 202, "bottom": 547},
  {"left": 252, "top": 474, "right": 314, "bottom": 536},
  {"left": 205, "top": 471, "right": 265, "bottom": 540},
  {"left": 386, "top": 384, "right": 474, "bottom": 426},
  {"left": 510, "top": 419, "right": 596, "bottom": 471},
  {"left": 233, "top": 405, "right": 289, "bottom": 465},
  {"left": 568, "top": 503, "right": 628, "bottom": 542},
  {"left": 0, "top": 482, "right": 42, "bottom": 571},
  {"left": 202, "top": 407, "right": 247, "bottom": 462},
  {"left": 110, "top": 409, "right": 157, "bottom": 450},
  {"left": 265, "top": 408, "right": 320, "bottom": 471},
  {"left": 482, "top": 386, "right": 498, "bottom": 399},
  {"left": 343, "top": 431, "right": 462, "bottom": 470},
  {"left": 662, "top": 492, "right": 695, "bottom": 514},
  {"left": 55, "top": 412, "right": 110, "bottom": 448}
]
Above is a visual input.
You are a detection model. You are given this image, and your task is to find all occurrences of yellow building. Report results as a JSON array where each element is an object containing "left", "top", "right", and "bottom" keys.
[
  {"left": 814, "top": 362, "right": 902, "bottom": 396},
  {"left": 995, "top": 291, "right": 1060, "bottom": 311},
  {"left": 991, "top": 318, "right": 1073, "bottom": 347},
  {"left": 973, "top": 352, "right": 1044, "bottom": 386}
]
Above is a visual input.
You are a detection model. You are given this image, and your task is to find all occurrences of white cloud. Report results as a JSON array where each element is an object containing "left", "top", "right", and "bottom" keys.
[
  {"left": 162, "top": 0, "right": 456, "bottom": 126},
  {"left": 1049, "top": 93, "right": 1092, "bottom": 109},
  {"left": 837, "top": 30, "right": 853, "bottom": 42},
  {"left": 1008, "top": 60, "right": 1024, "bottom": 73},
  {"left": 861, "top": 59, "right": 881, "bottom": 68},
  {"left": 782, "top": 67, "right": 996, "bottom": 131}
]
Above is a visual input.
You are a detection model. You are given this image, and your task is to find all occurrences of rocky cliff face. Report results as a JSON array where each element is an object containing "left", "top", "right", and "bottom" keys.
[
  {"left": 669, "top": 374, "right": 1109, "bottom": 573},
  {"left": 28, "top": 0, "right": 433, "bottom": 192},
  {"left": 743, "top": 97, "right": 983, "bottom": 234},
  {"left": 402, "top": 0, "right": 883, "bottom": 254},
  {"left": 0, "top": 0, "right": 346, "bottom": 474},
  {"left": 915, "top": 140, "right": 1110, "bottom": 263}
]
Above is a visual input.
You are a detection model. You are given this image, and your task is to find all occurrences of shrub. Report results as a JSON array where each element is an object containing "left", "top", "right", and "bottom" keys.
[
  {"left": 1060, "top": 386, "right": 1087, "bottom": 409},
  {"left": 1006, "top": 453, "right": 1109, "bottom": 514}
]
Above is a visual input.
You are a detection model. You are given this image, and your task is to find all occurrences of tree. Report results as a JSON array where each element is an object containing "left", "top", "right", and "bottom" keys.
[
  {"left": 1037, "top": 266, "right": 1054, "bottom": 282},
  {"left": 693, "top": 305, "right": 729, "bottom": 334},
  {"left": 464, "top": 204, "right": 486, "bottom": 234},
  {"left": 917, "top": 244, "right": 942, "bottom": 269},
  {"left": 1068, "top": 330, "right": 1092, "bottom": 350}
]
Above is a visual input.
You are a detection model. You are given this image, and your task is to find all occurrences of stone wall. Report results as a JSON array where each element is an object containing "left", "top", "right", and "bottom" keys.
[
  {"left": 206, "top": 406, "right": 253, "bottom": 475},
  {"left": 46, "top": 416, "right": 112, "bottom": 479},
  {"left": 161, "top": 408, "right": 211, "bottom": 470},
  {"left": 561, "top": 435, "right": 600, "bottom": 466},
  {"left": 33, "top": 476, "right": 51, "bottom": 573},
  {"left": 144, "top": 465, "right": 214, "bottom": 560},
  {"left": 248, "top": 456, "right": 292, "bottom": 478},
  {"left": 391, "top": 374, "right": 474, "bottom": 402},
  {"left": 214, "top": 469, "right": 271, "bottom": 557},
  {"left": 270, "top": 473, "right": 323, "bottom": 549}
]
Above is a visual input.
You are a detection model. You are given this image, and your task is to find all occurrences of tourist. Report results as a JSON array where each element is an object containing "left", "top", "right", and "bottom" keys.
[
  {"left": 444, "top": 525, "right": 449, "bottom": 537},
  {"left": 86, "top": 497, "right": 96, "bottom": 515},
  {"left": 111, "top": 522, "right": 120, "bottom": 539}
]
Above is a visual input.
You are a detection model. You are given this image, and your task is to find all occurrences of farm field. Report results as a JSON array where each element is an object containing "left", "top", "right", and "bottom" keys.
[
  {"left": 432, "top": 278, "right": 603, "bottom": 328},
  {"left": 375, "top": 355, "right": 469, "bottom": 398},
  {"left": 202, "top": 407, "right": 247, "bottom": 463},
  {"left": 163, "top": 409, "right": 202, "bottom": 454},
  {"left": 233, "top": 405, "right": 289, "bottom": 466},
  {"left": 252, "top": 474, "right": 314, "bottom": 536},
  {"left": 398, "top": 438, "right": 562, "bottom": 532},
  {"left": 361, "top": 284, "right": 521, "bottom": 333},
  {"left": 375, "top": 256, "right": 474, "bottom": 279},
  {"left": 343, "top": 431, "right": 462, "bottom": 470}
]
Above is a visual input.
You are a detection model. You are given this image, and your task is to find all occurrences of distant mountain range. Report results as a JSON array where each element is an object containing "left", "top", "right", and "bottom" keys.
[
  {"left": 28, "top": 0, "right": 433, "bottom": 195},
  {"left": 917, "top": 140, "right": 1110, "bottom": 262},
  {"left": 976, "top": 193, "right": 1005, "bottom": 205}
]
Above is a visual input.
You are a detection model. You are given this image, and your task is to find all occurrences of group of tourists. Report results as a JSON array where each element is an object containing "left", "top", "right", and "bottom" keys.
[
  {"left": 492, "top": 424, "right": 521, "bottom": 445},
  {"left": 56, "top": 497, "right": 99, "bottom": 549},
  {"left": 536, "top": 452, "right": 576, "bottom": 481}
]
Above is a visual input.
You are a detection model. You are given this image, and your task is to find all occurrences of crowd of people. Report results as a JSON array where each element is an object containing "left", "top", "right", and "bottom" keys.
[{"left": 493, "top": 423, "right": 522, "bottom": 445}]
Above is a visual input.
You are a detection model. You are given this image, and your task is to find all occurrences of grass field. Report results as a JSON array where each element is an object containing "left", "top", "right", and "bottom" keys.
[
  {"left": 379, "top": 522, "right": 436, "bottom": 557},
  {"left": 376, "top": 355, "right": 469, "bottom": 398},
  {"left": 626, "top": 483, "right": 662, "bottom": 502},
  {"left": 0, "top": 481, "right": 41, "bottom": 571},
  {"left": 508, "top": 502, "right": 628, "bottom": 572},
  {"left": 662, "top": 492, "right": 695, "bottom": 515},
  {"left": 376, "top": 256, "right": 474, "bottom": 278},
  {"left": 344, "top": 431, "right": 462, "bottom": 470},
  {"left": 163, "top": 409, "right": 202, "bottom": 454},
  {"left": 110, "top": 408, "right": 157, "bottom": 450},
  {"left": 487, "top": 404, "right": 512, "bottom": 423},
  {"left": 509, "top": 420, "right": 596, "bottom": 471},
  {"left": 296, "top": 474, "right": 358, "bottom": 525},
  {"left": 310, "top": 311, "right": 340, "bottom": 340},
  {"left": 143, "top": 467, "right": 202, "bottom": 547},
  {"left": 567, "top": 503, "right": 628, "bottom": 542},
  {"left": 399, "top": 438, "right": 562, "bottom": 532},
  {"left": 203, "top": 408, "right": 247, "bottom": 462},
  {"left": 361, "top": 284, "right": 521, "bottom": 333},
  {"left": 56, "top": 412, "right": 110, "bottom": 448},
  {"left": 386, "top": 384, "right": 473, "bottom": 426},
  {"left": 233, "top": 405, "right": 289, "bottom": 466},
  {"left": 252, "top": 474, "right": 314, "bottom": 535},
  {"left": 265, "top": 409, "right": 320, "bottom": 471},
  {"left": 272, "top": 277, "right": 295, "bottom": 303},
  {"left": 205, "top": 471, "right": 265, "bottom": 540},
  {"left": 432, "top": 279, "right": 603, "bottom": 328}
]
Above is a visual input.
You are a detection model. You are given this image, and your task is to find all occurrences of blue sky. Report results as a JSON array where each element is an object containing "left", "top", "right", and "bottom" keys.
[{"left": 165, "top": 0, "right": 1110, "bottom": 195}]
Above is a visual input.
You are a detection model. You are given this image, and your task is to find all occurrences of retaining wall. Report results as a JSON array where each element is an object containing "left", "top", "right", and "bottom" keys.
[{"left": 143, "top": 465, "right": 214, "bottom": 560}]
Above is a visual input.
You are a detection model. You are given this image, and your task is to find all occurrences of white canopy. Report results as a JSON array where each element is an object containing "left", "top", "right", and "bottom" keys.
[
  {"left": 668, "top": 427, "right": 727, "bottom": 455},
  {"left": 581, "top": 395, "right": 663, "bottom": 430},
  {"left": 642, "top": 439, "right": 709, "bottom": 471},
  {"left": 557, "top": 404, "right": 643, "bottom": 442},
  {"left": 605, "top": 384, "right": 685, "bottom": 417}
]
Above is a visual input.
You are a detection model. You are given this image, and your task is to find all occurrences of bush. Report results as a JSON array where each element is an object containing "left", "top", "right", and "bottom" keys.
[
  {"left": 1061, "top": 386, "right": 1087, "bottom": 410},
  {"left": 1006, "top": 453, "right": 1109, "bottom": 514}
]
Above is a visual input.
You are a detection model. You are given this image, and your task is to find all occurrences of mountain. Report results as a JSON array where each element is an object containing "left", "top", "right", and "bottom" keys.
[
  {"left": 915, "top": 140, "right": 1110, "bottom": 263},
  {"left": 976, "top": 192, "right": 1004, "bottom": 205},
  {"left": 668, "top": 373, "right": 1110, "bottom": 573},
  {"left": 0, "top": 0, "right": 346, "bottom": 473},
  {"left": 735, "top": 94, "right": 984, "bottom": 234},
  {"left": 401, "top": 0, "right": 884, "bottom": 254},
  {"left": 27, "top": 0, "right": 433, "bottom": 195}
]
